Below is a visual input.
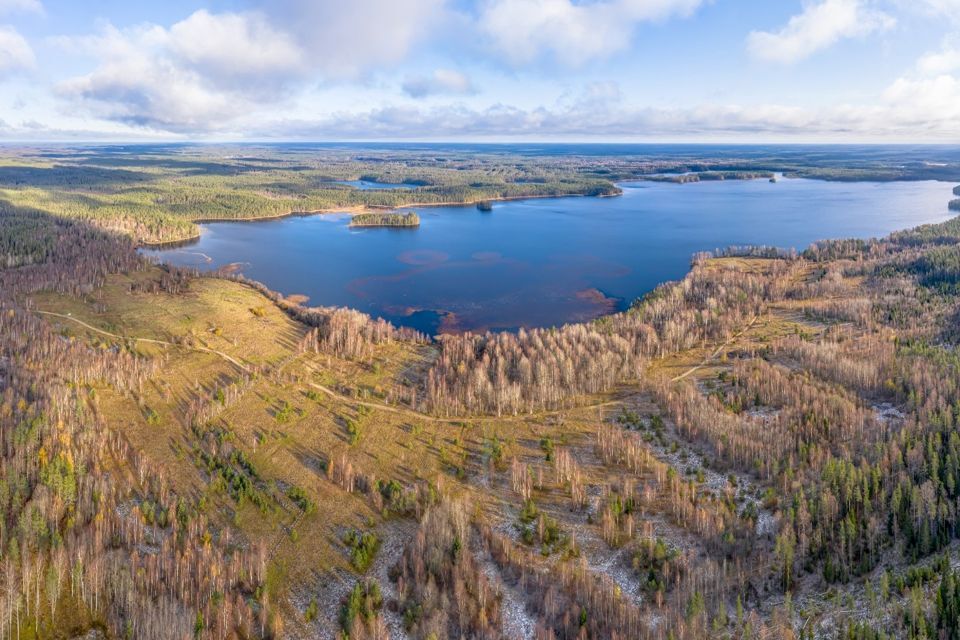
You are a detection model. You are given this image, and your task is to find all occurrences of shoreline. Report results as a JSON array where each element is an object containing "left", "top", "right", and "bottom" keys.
[
  {"left": 138, "top": 184, "right": 960, "bottom": 337},
  {"left": 138, "top": 205, "right": 372, "bottom": 248},
  {"left": 393, "top": 189, "right": 622, "bottom": 210},
  {"left": 348, "top": 223, "right": 421, "bottom": 228},
  {"left": 136, "top": 190, "right": 621, "bottom": 248},
  {"left": 141, "top": 174, "right": 946, "bottom": 248}
]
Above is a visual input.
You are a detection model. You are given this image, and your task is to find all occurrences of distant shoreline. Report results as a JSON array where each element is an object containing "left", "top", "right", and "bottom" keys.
[
  {"left": 138, "top": 205, "right": 370, "bottom": 247},
  {"left": 140, "top": 179, "right": 960, "bottom": 337},
  {"left": 138, "top": 176, "right": 957, "bottom": 249},
  {"left": 393, "top": 189, "right": 622, "bottom": 210},
  {"left": 137, "top": 190, "right": 620, "bottom": 248}
]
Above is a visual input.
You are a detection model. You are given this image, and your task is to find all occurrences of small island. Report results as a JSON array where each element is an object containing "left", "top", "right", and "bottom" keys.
[
  {"left": 476, "top": 201, "right": 493, "bottom": 211},
  {"left": 950, "top": 198, "right": 960, "bottom": 212},
  {"left": 349, "top": 211, "right": 421, "bottom": 228}
]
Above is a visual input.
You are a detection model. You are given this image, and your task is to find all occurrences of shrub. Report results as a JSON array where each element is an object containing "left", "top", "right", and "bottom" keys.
[
  {"left": 344, "top": 529, "right": 380, "bottom": 572},
  {"left": 340, "top": 580, "right": 383, "bottom": 635},
  {"left": 286, "top": 486, "right": 316, "bottom": 514},
  {"left": 275, "top": 401, "right": 294, "bottom": 423},
  {"left": 304, "top": 598, "right": 319, "bottom": 623}
]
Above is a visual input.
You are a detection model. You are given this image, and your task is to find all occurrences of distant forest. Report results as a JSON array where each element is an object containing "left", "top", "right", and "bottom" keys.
[{"left": 2, "top": 144, "right": 959, "bottom": 245}]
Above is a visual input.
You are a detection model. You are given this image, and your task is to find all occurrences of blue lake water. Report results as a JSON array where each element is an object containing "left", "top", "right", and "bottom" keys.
[{"left": 143, "top": 178, "right": 957, "bottom": 335}]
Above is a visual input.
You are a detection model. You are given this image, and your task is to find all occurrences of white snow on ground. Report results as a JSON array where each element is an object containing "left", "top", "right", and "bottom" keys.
[
  {"left": 572, "top": 517, "right": 645, "bottom": 602},
  {"left": 642, "top": 421, "right": 777, "bottom": 538},
  {"left": 289, "top": 568, "right": 351, "bottom": 640},
  {"left": 480, "top": 554, "right": 537, "bottom": 640},
  {"left": 372, "top": 523, "right": 413, "bottom": 640},
  {"left": 873, "top": 402, "right": 905, "bottom": 426},
  {"left": 288, "top": 522, "right": 412, "bottom": 640}
]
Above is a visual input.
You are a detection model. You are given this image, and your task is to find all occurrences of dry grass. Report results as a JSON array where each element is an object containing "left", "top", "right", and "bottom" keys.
[
  {"left": 30, "top": 268, "right": 629, "bottom": 623},
  {"left": 29, "top": 258, "right": 831, "bottom": 633}
]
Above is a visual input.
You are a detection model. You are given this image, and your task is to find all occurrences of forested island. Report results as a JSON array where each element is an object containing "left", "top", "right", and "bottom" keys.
[
  {"left": 349, "top": 211, "right": 420, "bottom": 227},
  {"left": 4, "top": 146, "right": 960, "bottom": 639}
]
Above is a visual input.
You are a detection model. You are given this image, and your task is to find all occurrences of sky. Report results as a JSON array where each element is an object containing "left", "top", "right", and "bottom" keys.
[{"left": 0, "top": 0, "right": 958, "bottom": 142}]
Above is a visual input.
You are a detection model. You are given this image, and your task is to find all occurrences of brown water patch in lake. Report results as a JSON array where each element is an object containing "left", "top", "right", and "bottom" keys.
[
  {"left": 574, "top": 288, "right": 621, "bottom": 315},
  {"left": 217, "top": 262, "right": 248, "bottom": 275},
  {"left": 437, "top": 311, "right": 463, "bottom": 334}
]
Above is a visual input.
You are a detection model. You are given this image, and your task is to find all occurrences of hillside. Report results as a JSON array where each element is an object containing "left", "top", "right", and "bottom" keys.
[
  {"left": 3, "top": 0, "right": 960, "bottom": 630},
  {"left": 2, "top": 185, "right": 959, "bottom": 638}
]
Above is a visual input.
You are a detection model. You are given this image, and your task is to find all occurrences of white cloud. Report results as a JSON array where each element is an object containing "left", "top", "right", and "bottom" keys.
[
  {"left": 881, "top": 74, "right": 960, "bottom": 131},
  {"left": 378, "top": 100, "right": 951, "bottom": 138},
  {"left": 56, "top": 18, "right": 276, "bottom": 132},
  {"left": 0, "top": 25, "right": 33, "bottom": 77},
  {"left": 747, "top": 0, "right": 895, "bottom": 64},
  {"left": 241, "top": 69, "right": 960, "bottom": 141},
  {"left": 0, "top": 0, "right": 41, "bottom": 15},
  {"left": 266, "top": 0, "right": 445, "bottom": 78},
  {"left": 57, "top": 2, "right": 447, "bottom": 131},
  {"left": 916, "top": 0, "right": 960, "bottom": 18},
  {"left": 917, "top": 42, "right": 960, "bottom": 75},
  {"left": 168, "top": 10, "right": 304, "bottom": 82},
  {"left": 40, "top": 0, "right": 960, "bottom": 140},
  {"left": 477, "top": 0, "right": 705, "bottom": 66},
  {"left": 887, "top": 41, "right": 960, "bottom": 134},
  {"left": 402, "top": 69, "right": 475, "bottom": 97}
]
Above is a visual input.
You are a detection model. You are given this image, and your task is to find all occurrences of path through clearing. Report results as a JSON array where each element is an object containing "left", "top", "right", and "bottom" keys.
[
  {"left": 35, "top": 310, "right": 253, "bottom": 372},
  {"left": 670, "top": 313, "right": 759, "bottom": 382},
  {"left": 37, "top": 306, "right": 763, "bottom": 424},
  {"left": 35, "top": 308, "right": 621, "bottom": 423}
]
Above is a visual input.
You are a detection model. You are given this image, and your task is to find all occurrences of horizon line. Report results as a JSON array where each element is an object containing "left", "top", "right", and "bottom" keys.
[{"left": 1, "top": 139, "right": 959, "bottom": 147}]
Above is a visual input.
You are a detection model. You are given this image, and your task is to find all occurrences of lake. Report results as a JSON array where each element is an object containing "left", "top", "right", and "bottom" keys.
[{"left": 142, "top": 178, "right": 956, "bottom": 335}]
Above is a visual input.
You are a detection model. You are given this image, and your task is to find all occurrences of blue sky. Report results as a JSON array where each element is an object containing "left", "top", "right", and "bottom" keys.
[{"left": 0, "top": 0, "right": 958, "bottom": 141}]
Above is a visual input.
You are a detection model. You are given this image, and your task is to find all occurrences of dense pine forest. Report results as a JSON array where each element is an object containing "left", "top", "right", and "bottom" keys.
[{"left": 3, "top": 145, "right": 960, "bottom": 639}]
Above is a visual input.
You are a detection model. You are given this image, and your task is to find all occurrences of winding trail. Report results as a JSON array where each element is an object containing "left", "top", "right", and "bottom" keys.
[
  {"left": 670, "top": 313, "right": 759, "bottom": 382},
  {"left": 36, "top": 306, "right": 761, "bottom": 424},
  {"left": 34, "top": 309, "right": 252, "bottom": 372},
  {"left": 303, "top": 377, "right": 621, "bottom": 424},
  {"left": 34, "top": 308, "right": 621, "bottom": 424}
]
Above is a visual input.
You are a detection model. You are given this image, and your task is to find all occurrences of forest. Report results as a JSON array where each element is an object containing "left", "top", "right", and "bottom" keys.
[
  {"left": 348, "top": 212, "right": 421, "bottom": 228},
  {"left": 2, "top": 147, "right": 960, "bottom": 639},
  {"left": 2, "top": 144, "right": 959, "bottom": 245},
  {"left": 0, "top": 146, "right": 622, "bottom": 244}
]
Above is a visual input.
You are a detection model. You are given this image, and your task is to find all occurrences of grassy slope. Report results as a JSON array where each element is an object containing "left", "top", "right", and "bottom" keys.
[
  {"left": 33, "top": 254, "right": 932, "bottom": 638},
  {"left": 32, "top": 269, "right": 626, "bottom": 636}
]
